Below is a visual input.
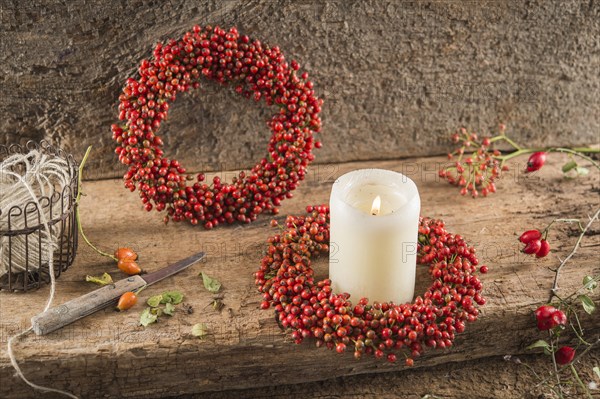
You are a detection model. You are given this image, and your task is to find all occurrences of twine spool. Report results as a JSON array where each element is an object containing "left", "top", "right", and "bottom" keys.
[
  {"left": 2, "top": 144, "right": 79, "bottom": 398},
  {"left": 0, "top": 149, "right": 72, "bottom": 277}
]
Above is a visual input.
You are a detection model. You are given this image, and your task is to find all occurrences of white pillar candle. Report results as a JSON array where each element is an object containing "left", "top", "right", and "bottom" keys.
[{"left": 329, "top": 169, "right": 420, "bottom": 304}]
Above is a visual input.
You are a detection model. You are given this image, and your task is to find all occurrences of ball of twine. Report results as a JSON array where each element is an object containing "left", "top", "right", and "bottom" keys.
[
  {"left": 2, "top": 146, "right": 79, "bottom": 398},
  {"left": 0, "top": 149, "right": 72, "bottom": 277}
]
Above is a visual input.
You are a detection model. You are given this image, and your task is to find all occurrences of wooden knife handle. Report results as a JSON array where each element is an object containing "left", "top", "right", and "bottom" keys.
[{"left": 31, "top": 275, "right": 147, "bottom": 335}]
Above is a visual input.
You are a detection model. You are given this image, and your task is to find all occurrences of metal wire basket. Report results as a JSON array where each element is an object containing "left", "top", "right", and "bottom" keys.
[{"left": 0, "top": 140, "right": 79, "bottom": 291}]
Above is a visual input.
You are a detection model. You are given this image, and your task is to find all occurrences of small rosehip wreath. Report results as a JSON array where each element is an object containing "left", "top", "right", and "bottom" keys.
[
  {"left": 255, "top": 205, "right": 488, "bottom": 365},
  {"left": 112, "top": 25, "right": 323, "bottom": 229}
]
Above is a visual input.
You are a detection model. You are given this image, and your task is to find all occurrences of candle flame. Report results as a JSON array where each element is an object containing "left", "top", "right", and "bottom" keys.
[{"left": 370, "top": 195, "right": 381, "bottom": 216}]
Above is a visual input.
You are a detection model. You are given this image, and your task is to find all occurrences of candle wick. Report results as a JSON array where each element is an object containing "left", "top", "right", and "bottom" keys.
[{"left": 370, "top": 195, "right": 381, "bottom": 216}]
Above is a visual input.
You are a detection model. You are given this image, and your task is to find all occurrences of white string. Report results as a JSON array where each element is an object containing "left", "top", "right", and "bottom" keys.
[
  {"left": 1, "top": 149, "right": 78, "bottom": 399},
  {"left": 0, "top": 150, "right": 70, "bottom": 274}
]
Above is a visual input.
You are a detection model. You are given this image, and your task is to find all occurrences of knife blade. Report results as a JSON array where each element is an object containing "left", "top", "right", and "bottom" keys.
[{"left": 31, "top": 252, "right": 205, "bottom": 335}]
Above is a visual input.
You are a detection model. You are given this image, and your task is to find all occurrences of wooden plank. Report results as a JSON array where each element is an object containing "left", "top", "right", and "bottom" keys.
[
  {"left": 2, "top": 1, "right": 599, "bottom": 179},
  {"left": 1, "top": 154, "right": 599, "bottom": 398}
]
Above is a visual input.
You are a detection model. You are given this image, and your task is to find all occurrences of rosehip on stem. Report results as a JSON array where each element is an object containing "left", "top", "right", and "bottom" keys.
[
  {"left": 535, "top": 305, "right": 567, "bottom": 330},
  {"left": 117, "top": 259, "right": 142, "bottom": 275},
  {"left": 536, "top": 239, "right": 550, "bottom": 258},
  {"left": 554, "top": 346, "right": 575, "bottom": 365},
  {"left": 115, "top": 247, "right": 138, "bottom": 261},
  {"left": 519, "top": 230, "right": 542, "bottom": 244},
  {"left": 526, "top": 152, "right": 547, "bottom": 173},
  {"left": 522, "top": 239, "right": 542, "bottom": 255},
  {"left": 116, "top": 291, "right": 138, "bottom": 311}
]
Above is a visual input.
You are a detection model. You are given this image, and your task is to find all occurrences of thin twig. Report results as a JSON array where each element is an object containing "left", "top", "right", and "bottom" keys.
[
  {"left": 570, "top": 337, "right": 600, "bottom": 367},
  {"left": 76, "top": 146, "right": 118, "bottom": 262},
  {"left": 550, "top": 147, "right": 600, "bottom": 170},
  {"left": 549, "top": 208, "right": 600, "bottom": 302},
  {"left": 549, "top": 336, "right": 563, "bottom": 392},
  {"left": 570, "top": 364, "right": 592, "bottom": 398},
  {"left": 536, "top": 338, "right": 600, "bottom": 387},
  {"left": 560, "top": 273, "right": 600, "bottom": 303}
]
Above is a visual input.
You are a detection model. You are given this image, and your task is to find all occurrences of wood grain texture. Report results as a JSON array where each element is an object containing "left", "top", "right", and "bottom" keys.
[
  {"left": 31, "top": 275, "right": 147, "bottom": 336},
  {"left": 0, "top": 154, "right": 599, "bottom": 398},
  {"left": 1, "top": 0, "right": 599, "bottom": 179}
]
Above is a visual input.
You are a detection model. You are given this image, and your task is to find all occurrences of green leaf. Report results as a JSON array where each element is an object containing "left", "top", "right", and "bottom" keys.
[
  {"left": 562, "top": 160, "right": 578, "bottom": 173},
  {"left": 164, "top": 302, "right": 175, "bottom": 316},
  {"left": 201, "top": 272, "right": 221, "bottom": 293},
  {"left": 543, "top": 346, "right": 552, "bottom": 356},
  {"left": 593, "top": 366, "right": 600, "bottom": 380},
  {"left": 526, "top": 339, "right": 550, "bottom": 351},
  {"left": 161, "top": 291, "right": 184, "bottom": 305},
  {"left": 85, "top": 273, "right": 113, "bottom": 286},
  {"left": 579, "top": 295, "right": 596, "bottom": 314},
  {"left": 147, "top": 295, "right": 163, "bottom": 308},
  {"left": 576, "top": 166, "right": 589, "bottom": 176},
  {"left": 140, "top": 307, "right": 158, "bottom": 327},
  {"left": 191, "top": 323, "right": 208, "bottom": 338},
  {"left": 150, "top": 307, "right": 163, "bottom": 317},
  {"left": 583, "top": 276, "right": 598, "bottom": 291}
]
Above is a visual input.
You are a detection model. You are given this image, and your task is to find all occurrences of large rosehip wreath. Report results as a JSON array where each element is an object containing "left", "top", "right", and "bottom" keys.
[
  {"left": 255, "top": 205, "right": 488, "bottom": 365},
  {"left": 112, "top": 25, "right": 322, "bottom": 229}
]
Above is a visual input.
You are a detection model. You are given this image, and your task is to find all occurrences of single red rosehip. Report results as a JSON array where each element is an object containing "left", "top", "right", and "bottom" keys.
[
  {"left": 114, "top": 247, "right": 138, "bottom": 261},
  {"left": 554, "top": 346, "right": 575, "bottom": 365},
  {"left": 551, "top": 309, "right": 567, "bottom": 328},
  {"left": 523, "top": 239, "right": 542, "bottom": 255},
  {"left": 535, "top": 305, "right": 555, "bottom": 330},
  {"left": 519, "top": 229, "right": 542, "bottom": 244},
  {"left": 526, "top": 152, "right": 547, "bottom": 172},
  {"left": 116, "top": 291, "right": 138, "bottom": 311},
  {"left": 536, "top": 239, "right": 551, "bottom": 258}
]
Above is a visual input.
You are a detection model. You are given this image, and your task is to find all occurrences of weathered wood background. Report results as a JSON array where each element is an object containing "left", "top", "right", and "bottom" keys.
[
  {"left": 1, "top": 1, "right": 599, "bottom": 397},
  {"left": 1, "top": 0, "right": 599, "bottom": 179},
  {"left": 1, "top": 154, "right": 599, "bottom": 398}
]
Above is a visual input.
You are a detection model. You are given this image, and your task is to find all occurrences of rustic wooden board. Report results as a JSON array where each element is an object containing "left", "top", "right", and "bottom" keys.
[
  {"left": 1, "top": 154, "right": 599, "bottom": 398},
  {"left": 2, "top": 1, "right": 599, "bottom": 179}
]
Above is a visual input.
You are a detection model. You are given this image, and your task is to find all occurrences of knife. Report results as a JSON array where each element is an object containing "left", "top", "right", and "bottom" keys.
[{"left": 31, "top": 252, "right": 205, "bottom": 335}]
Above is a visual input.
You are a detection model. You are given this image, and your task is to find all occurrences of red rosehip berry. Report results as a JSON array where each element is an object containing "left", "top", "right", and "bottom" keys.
[
  {"left": 535, "top": 305, "right": 555, "bottom": 330},
  {"left": 523, "top": 239, "right": 542, "bottom": 255},
  {"left": 535, "top": 305, "right": 567, "bottom": 330},
  {"left": 551, "top": 309, "right": 567, "bottom": 328},
  {"left": 519, "top": 229, "right": 542, "bottom": 244},
  {"left": 116, "top": 291, "right": 138, "bottom": 311},
  {"left": 479, "top": 265, "right": 488, "bottom": 274},
  {"left": 554, "top": 346, "right": 575, "bottom": 365},
  {"left": 536, "top": 239, "right": 550, "bottom": 258},
  {"left": 526, "top": 152, "right": 547, "bottom": 172}
]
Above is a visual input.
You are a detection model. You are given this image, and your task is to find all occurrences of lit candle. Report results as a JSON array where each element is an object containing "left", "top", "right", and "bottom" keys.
[{"left": 329, "top": 169, "right": 420, "bottom": 304}]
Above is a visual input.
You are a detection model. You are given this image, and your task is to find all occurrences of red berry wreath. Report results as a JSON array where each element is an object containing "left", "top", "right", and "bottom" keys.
[
  {"left": 111, "top": 25, "right": 323, "bottom": 229},
  {"left": 255, "top": 205, "right": 488, "bottom": 365}
]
